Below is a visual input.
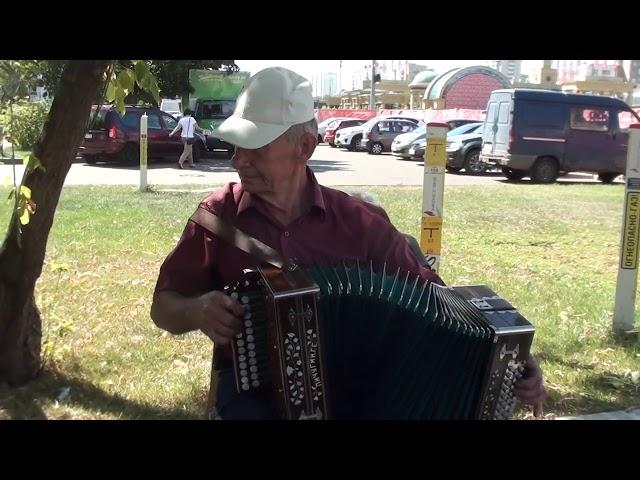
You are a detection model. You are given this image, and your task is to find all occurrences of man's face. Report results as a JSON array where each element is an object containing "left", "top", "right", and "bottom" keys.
[{"left": 231, "top": 131, "right": 314, "bottom": 195}]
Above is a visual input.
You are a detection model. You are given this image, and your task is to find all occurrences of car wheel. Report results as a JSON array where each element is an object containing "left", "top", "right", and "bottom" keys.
[
  {"left": 329, "top": 142, "right": 336, "bottom": 148},
  {"left": 598, "top": 172, "right": 618, "bottom": 184},
  {"left": 502, "top": 167, "right": 526, "bottom": 181},
  {"left": 530, "top": 156, "right": 559, "bottom": 184},
  {"left": 446, "top": 165, "right": 462, "bottom": 173},
  {"left": 192, "top": 142, "right": 202, "bottom": 163},
  {"left": 348, "top": 135, "right": 361, "bottom": 151},
  {"left": 84, "top": 155, "right": 98, "bottom": 165},
  {"left": 369, "top": 142, "right": 384, "bottom": 155},
  {"left": 121, "top": 143, "right": 139, "bottom": 165},
  {"left": 463, "top": 149, "right": 486, "bottom": 175},
  {"left": 317, "top": 134, "right": 323, "bottom": 144}
]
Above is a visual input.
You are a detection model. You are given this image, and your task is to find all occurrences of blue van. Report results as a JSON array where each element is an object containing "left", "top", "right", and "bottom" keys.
[{"left": 479, "top": 89, "right": 640, "bottom": 183}]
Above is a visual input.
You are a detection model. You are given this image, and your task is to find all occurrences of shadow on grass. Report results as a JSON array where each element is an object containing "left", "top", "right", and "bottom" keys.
[
  {"left": 536, "top": 350, "right": 640, "bottom": 415},
  {"left": 0, "top": 368, "right": 204, "bottom": 420}
]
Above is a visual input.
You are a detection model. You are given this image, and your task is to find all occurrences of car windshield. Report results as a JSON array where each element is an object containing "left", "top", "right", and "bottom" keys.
[
  {"left": 412, "top": 125, "right": 427, "bottom": 136},
  {"left": 448, "top": 122, "right": 482, "bottom": 136},
  {"left": 198, "top": 100, "right": 235, "bottom": 119},
  {"left": 161, "top": 100, "right": 181, "bottom": 112},
  {"left": 360, "top": 117, "right": 381, "bottom": 130},
  {"left": 87, "top": 106, "right": 108, "bottom": 129},
  {"left": 319, "top": 118, "right": 338, "bottom": 128}
]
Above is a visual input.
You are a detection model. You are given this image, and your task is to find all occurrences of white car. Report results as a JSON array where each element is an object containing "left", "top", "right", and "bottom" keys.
[
  {"left": 335, "top": 124, "right": 366, "bottom": 151},
  {"left": 336, "top": 116, "right": 421, "bottom": 151},
  {"left": 392, "top": 125, "right": 427, "bottom": 159}
]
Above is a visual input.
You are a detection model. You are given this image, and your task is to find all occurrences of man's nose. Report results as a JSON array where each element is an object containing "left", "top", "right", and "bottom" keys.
[{"left": 231, "top": 147, "right": 249, "bottom": 170}]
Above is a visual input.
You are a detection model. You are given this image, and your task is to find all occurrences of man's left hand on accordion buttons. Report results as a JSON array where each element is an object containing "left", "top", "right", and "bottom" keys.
[{"left": 514, "top": 354, "right": 548, "bottom": 417}]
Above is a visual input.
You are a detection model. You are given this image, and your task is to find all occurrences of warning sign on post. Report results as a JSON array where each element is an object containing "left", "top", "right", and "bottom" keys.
[
  {"left": 425, "top": 139, "right": 446, "bottom": 168},
  {"left": 622, "top": 192, "right": 640, "bottom": 269},
  {"left": 420, "top": 215, "right": 442, "bottom": 256}
]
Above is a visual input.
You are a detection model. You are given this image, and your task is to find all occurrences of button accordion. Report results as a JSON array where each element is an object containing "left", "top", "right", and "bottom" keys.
[{"left": 224, "top": 262, "right": 535, "bottom": 420}]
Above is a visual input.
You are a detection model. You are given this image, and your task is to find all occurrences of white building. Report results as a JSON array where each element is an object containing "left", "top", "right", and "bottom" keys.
[
  {"left": 552, "top": 60, "right": 622, "bottom": 83},
  {"left": 484, "top": 60, "right": 522, "bottom": 82}
]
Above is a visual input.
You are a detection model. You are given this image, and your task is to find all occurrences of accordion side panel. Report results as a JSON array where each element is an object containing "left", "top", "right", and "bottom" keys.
[
  {"left": 261, "top": 265, "right": 328, "bottom": 420},
  {"left": 451, "top": 285, "right": 535, "bottom": 420},
  {"left": 478, "top": 326, "right": 533, "bottom": 420}
]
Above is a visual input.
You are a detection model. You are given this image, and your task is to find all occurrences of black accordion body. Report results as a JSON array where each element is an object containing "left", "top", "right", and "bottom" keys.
[{"left": 225, "top": 263, "right": 535, "bottom": 420}]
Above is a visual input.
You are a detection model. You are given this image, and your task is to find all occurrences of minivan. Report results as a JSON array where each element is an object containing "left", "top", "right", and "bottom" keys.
[{"left": 479, "top": 89, "right": 640, "bottom": 183}]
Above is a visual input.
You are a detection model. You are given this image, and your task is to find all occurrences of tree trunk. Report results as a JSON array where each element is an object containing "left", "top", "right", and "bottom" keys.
[{"left": 0, "top": 60, "right": 111, "bottom": 386}]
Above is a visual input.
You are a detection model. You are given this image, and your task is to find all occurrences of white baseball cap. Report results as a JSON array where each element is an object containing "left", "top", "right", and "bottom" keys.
[{"left": 215, "top": 67, "right": 315, "bottom": 149}]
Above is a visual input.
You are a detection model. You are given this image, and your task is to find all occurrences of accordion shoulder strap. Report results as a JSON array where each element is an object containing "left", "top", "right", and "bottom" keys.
[{"left": 189, "top": 207, "right": 286, "bottom": 269}]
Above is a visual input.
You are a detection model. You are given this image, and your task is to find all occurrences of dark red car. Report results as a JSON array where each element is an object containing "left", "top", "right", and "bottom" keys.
[
  {"left": 78, "top": 104, "right": 206, "bottom": 164},
  {"left": 324, "top": 118, "right": 366, "bottom": 147}
]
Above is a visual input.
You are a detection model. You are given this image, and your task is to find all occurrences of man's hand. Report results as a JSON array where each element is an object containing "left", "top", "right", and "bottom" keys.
[
  {"left": 514, "top": 354, "right": 548, "bottom": 417},
  {"left": 192, "top": 290, "right": 245, "bottom": 346}
]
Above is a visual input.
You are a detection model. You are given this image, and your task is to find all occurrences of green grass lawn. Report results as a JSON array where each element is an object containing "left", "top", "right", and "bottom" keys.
[{"left": 0, "top": 182, "right": 638, "bottom": 419}]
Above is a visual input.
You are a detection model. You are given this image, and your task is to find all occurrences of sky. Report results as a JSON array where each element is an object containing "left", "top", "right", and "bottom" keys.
[{"left": 234, "top": 60, "right": 541, "bottom": 91}]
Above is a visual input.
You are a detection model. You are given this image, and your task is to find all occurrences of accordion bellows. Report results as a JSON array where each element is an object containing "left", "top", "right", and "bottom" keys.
[{"left": 225, "top": 262, "right": 535, "bottom": 420}]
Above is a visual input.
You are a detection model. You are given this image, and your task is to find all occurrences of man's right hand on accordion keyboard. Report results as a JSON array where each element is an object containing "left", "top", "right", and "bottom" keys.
[
  {"left": 513, "top": 354, "right": 548, "bottom": 417},
  {"left": 193, "top": 290, "right": 245, "bottom": 346}
]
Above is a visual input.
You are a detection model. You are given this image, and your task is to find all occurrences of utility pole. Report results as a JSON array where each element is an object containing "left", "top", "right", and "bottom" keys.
[{"left": 370, "top": 60, "right": 376, "bottom": 110}]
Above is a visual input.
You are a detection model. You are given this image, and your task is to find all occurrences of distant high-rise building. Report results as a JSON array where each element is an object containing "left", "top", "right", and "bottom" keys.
[
  {"left": 322, "top": 73, "right": 337, "bottom": 97},
  {"left": 485, "top": 60, "right": 522, "bottom": 82}
]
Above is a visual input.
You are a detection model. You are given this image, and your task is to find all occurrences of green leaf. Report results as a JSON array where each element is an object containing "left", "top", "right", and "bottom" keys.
[
  {"left": 117, "top": 69, "right": 135, "bottom": 93},
  {"left": 19, "top": 206, "right": 30, "bottom": 225},
  {"left": 7, "top": 188, "right": 15, "bottom": 201},
  {"left": 51, "top": 262, "right": 70, "bottom": 272},
  {"left": 20, "top": 185, "right": 31, "bottom": 199},
  {"left": 106, "top": 80, "right": 116, "bottom": 102},
  {"left": 134, "top": 61, "right": 150, "bottom": 86},
  {"left": 24, "top": 154, "right": 46, "bottom": 173},
  {"left": 114, "top": 89, "right": 126, "bottom": 116}
]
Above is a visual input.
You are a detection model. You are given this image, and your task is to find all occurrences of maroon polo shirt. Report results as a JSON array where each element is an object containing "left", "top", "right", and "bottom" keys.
[{"left": 154, "top": 168, "right": 444, "bottom": 360}]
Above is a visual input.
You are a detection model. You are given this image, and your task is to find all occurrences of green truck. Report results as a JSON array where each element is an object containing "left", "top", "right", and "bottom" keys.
[{"left": 188, "top": 69, "right": 250, "bottom": 156}]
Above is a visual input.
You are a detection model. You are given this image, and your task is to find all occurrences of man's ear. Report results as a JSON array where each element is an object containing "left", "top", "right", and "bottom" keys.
[{"left": 299, "top": 132, "right": 317, "bottom": 160}]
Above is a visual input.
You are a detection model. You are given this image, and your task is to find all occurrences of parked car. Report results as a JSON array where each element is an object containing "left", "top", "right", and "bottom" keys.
[
  {"left": 392, "top": 124, "right": 427, "bottom": 159},
  {"left": 335, "top": 116, "right": 419, "bottom": 151},
  {"left": 479, "top": 89, "right": 640, "bottom": 183},
  {"left": 360, "top": 119, "right": 419, "bottom": 154},
  {"left": 77, "top": 104, "right": 207, "bottom": 164},
  {"left": 392, "top": 121, "right": 481, "bottom": 159},
  {"left": 445, "top": 123, "right": 486, "bottom": 174},
  {"left": 324, "top": 118, "right": 366, "bottom": 147},
  {"left": 407, "top": 123, "right": 484, "bottom": 167},
  {"left": 408, "top": 137, "right": 426, "bottom": 160},
  {"left": 317, "top": 117, "right": 351, "bottom": 143},
  {"left": 445, "top": 119, "right": 479, "bottom": 130}
]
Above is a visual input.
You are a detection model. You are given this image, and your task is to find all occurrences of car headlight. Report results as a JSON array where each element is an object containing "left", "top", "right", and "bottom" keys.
[{"left": 447, "top": 141, "right": 463, "bottom": 151}]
